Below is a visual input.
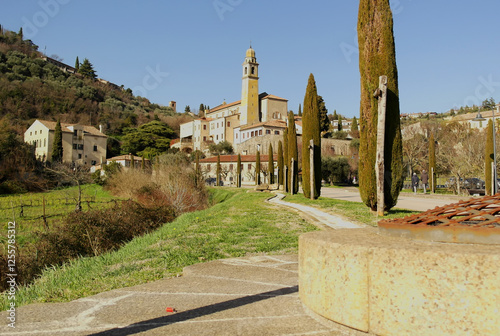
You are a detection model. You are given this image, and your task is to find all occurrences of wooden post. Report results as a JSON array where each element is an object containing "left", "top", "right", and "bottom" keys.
[
  {"left": 492, "top": 162, "right": 496, "bottom": 195},
  {"left": 309, "top": 139, "right": 315, "bottom": 200},
  {"left": 284, "top": 165, "right": 288, "bottom": 192},
  {"left": 291, "top": 158, "right": 295, "bottom": 195},
  {"left": 373, "top": 75, "right": 387, "bottom": 217},
  {"left": 431, "top": 167, "right": 435, "bottom": 194}
]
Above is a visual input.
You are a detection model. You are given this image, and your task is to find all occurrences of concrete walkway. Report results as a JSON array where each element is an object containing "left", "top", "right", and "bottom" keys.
[{"left": 0, "top": 255, "right": 364, "bottom": 336}]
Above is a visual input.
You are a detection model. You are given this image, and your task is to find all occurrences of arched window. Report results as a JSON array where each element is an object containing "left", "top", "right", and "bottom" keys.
[
  {"left": 251, "top": 66, "right": 255, "bottom": 75},
  {"left": 245, "top": 67, "right": 248, "bottom": 75}
]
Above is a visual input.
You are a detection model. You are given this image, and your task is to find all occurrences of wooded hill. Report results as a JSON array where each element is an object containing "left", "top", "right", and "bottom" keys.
[{"left": 0, "top": 26, "right": 193, "bottom": 148}]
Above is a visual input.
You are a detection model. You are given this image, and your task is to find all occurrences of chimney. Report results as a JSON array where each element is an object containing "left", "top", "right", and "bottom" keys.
[{"left": 99, "top": 124, "right": 103, "bottom": 133}]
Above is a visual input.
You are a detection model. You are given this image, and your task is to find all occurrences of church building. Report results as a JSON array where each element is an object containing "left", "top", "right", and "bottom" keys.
[{"left": 177, "top": 47, "right": 289, "bottom": 153}]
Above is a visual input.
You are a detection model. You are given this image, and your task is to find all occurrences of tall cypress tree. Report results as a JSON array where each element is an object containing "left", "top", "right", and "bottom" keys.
[
  {"left": 298, "top": 104, "right": 302, "bottom": 117},
  {"left": 429, "top": 133, "right": 436, "bottom": 193},
  {"left": 255, "top": 151, "right": 261, "bottom": 185},
  {"left": 283, "top": 128, "right": 289, "bottom": 192},
  {"left": 268, "top": 143, "right": 274, "bottom": 184},
  {"left": 288, "top": 111, "right": 299, "bottom": 194},
  {"left": 75, "top": 56, "right": 80, "bottom": 71},
  {"left": 485, "top": 119, "right": 494, "bottom": 195},
  {"left": 337, "top": 115, "right": 343, "bottom": 132},
  {"left": 358, "top": 0, "right": 404, "bottom": 211},
  {"left": 216, "top": 154, "right": 221, "bottom": 186},
  {"left": 318, "top": 95, "right": 330, "bottom": 132},
  {"left": 302, "top": 74, "right": 321, "bottom": 199},
  {"left": 277, "top": 140, "right": 284, "bottom": 186},
  {"left": 237, "top": 153, "right": 241, "bottom": 188},
  {"left": 51, "top": 120, "right": 63, "bottom": 163},
  {"left": 351, "top": 116, "right": 359, "bottom": 132}
]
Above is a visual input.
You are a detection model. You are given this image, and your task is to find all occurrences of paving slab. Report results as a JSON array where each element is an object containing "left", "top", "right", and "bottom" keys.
[{"left": 0, "top": 255, "right": 363, "bottom": 336}]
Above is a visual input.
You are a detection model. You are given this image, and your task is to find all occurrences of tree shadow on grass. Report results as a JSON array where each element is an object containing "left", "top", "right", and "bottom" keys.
[{"left": 89, "top": 285, "right": 298, "bottom": 336}]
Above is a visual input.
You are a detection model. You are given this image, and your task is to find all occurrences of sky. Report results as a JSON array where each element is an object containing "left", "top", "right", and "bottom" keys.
[{"left": 2, "top": 0, "right": 500, "bottom": 118}]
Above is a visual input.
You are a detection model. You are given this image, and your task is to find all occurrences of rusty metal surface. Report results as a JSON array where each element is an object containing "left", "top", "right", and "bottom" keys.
[{"left": 379, "top": 194, "right": 500, "bottom": 244}]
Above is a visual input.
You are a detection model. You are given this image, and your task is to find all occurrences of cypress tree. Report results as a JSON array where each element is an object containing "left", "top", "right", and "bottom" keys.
[
  {"left": 351, "top": 116, "right": 359, "bottom": 132},
  {"left": 302, "top": 74, "right": 321, "bottom": 199},
  {"left": 318, "top": 95, "right": 330, "bottom": 132},
  {"left": 298, "top": 104, "right": 302, "bottom": 117},
  {"left": 75, "top": 56, "right": 80, "bottom": 71},
  {"left": 429, "top": 133, "right": 436, "bottom": 193},
  {"left": 268, "top": 144, "right": 274, "bottom": 184},
  {"left": 485, "top": 120, "right": 494, "bottom": 195},
  {"left": 278, "top": 140, "right": 284, "bottom": 186},
  {"left": 283, "top": 128, "right": 289, "bottom": 192},
  {"left": 237, "top": 153, "right": 241, "bottom": 188},
  {"left": 337, "top": 115, "right": 342, "bottom": 132},
  {"left": 216, "top": 154, "right": 221, "bottom": 186},
  {"left": 358, "top": 0, "right": 404, "bottom": 211},
  {"left": 51, "top": 120, "right": 63, "bottom": 163},
  {"left": 255, "top": 151, "right": 261, "bottom": 185},
  {"left": 288, "top": 111, "right": 299, "bottom": 194}
]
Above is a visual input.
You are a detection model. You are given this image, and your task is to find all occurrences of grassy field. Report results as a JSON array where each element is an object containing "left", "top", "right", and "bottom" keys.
[
  {"left": 1, "top": 188, "right": 318, "bottom": 310},
  {"left": 0, "top": 185, "right": 120, "bottom": 246},
  {"left": 282, "top": 194, "right": 419, "bottom": 227}
]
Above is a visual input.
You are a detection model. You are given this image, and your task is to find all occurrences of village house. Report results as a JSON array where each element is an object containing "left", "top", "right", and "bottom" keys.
[
  {"left": 199, "top": 154, "right": 278, "bottom": 186},
  {"left": 24, "top": 119, "right": 107, "bottom": 167}
]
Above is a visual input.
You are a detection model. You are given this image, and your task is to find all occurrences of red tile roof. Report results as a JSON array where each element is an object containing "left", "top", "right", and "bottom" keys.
[
  {"left": 240, "top": 120, "right": 287, "bottom": 131},
  {"left": 207, "top": 100, "right": 241, "bottom": 114},
  {"left": 200, "top": 154, "right": 278, "bottom": 163}
]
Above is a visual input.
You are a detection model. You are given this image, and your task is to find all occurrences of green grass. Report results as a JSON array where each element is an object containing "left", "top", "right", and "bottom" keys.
[
  {"left": 282, "top": 193, "right": 419, "bottom": 227},
  {"left": 1, "top": 188, "right": 318, "bottom": 310},
  {"left": 0, "top": 184, "right": 120, "bottom": 246}
]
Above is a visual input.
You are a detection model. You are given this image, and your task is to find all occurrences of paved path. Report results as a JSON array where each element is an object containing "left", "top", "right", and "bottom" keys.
[
  {"left": 320, "top": 187, "right": 468, "bottom": 212},
  {"left": 0, "top": 255, "right": 364, "bottom": 336},
  {"left": 268, "top": 193, "right": 364, "bottom": 229}
]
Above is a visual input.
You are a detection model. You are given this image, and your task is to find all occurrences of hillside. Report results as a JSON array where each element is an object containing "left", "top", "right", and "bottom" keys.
[{"left": 0, "top": 26, "right": 193, "bottom": 139}]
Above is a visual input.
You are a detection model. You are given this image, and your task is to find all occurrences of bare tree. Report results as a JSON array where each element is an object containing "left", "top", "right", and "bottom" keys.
[{"left": 45, "top": 163, "right": 92, "bottom": 211}]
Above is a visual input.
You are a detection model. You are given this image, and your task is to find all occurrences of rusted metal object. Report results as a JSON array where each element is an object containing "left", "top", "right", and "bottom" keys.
[{"left": 379, "top": 194, "right": 500, "bottom": 244}]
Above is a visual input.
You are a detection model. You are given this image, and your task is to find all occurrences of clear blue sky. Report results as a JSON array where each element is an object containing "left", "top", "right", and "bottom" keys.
[{"left": 2, "top": 0, "right": 500, "bottom": 118}]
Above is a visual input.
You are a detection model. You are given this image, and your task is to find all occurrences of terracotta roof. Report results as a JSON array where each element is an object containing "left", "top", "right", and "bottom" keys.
[
  {"left": 240, "top": 120, "right": 287, "bottom": 131},
  {"left": 107, "top": 155, "right": 150, "bottom": 162},
  {"left": 36, "top": 120, "right": 106, "bottom": 138},
  {"left": 200, "top": 154, "right": 278, "bottom": 163},
  {"left": 261, "top": 94, "right": 288, "bottom": 101},
  {"left": 207, "top": 100, "right": 241, "bottom": 114}
]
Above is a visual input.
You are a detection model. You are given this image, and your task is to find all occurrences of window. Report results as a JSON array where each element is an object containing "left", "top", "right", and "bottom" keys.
[
  {"left": 241, "top": 164, "right": 244, "bottom": 171},
  {"left": 203, "top": 125, "right": 207, "bottom": 130},
  {"left": 236, "top": 134, "right": 238, "bottom": 139},
  {"left": 259, "top": 130, "right": 262, "bottom": 135},
  {"left": 44, "top": 139, "right": 46, "bottom": 147},
  {"left": 203, "top": 136, "right": 207, "bottom": 141},
  {"left": 78, "top": 144, "right": 84, "bottom": 150},
  {"left": 248, "top": 164, "right": 252, "bottom": 170},
  {"left": 207, "top": 164, "right": 211, "bottom": 171},
  {"left": 216, "top": 135, "right": 218, "bottom": 140},
  {"left": 229, "top": 164, "right": 233, "bottom": 171},
  {"left": 40, "top": 130, "right": 42, "bottom": 134},
  {"left": 91, "top": 160, "right": 97, "bottom": 165},
  {"left": 73, "top": 130, "right": 78, "bottom": 136},
  {"left": 251, "top": 131, "right": 254, "bottom": 137},
  {"left": 266, "top": 130, "right": 271, "bottom": 135},
  {"left": 35, "top": 131, "right": 37, "bottom": 135},
  {"left": 243, "top": 133, "right": 245, "bottom": 139},
  {"left": 30, "top": 132, "right": 32, "bottom": 136},
  {"left": 274, "top": 131, "right": 280, "bottom": 135},
  {"left": 227, "top": 121, "right": 231, "bottom": 127},
  {"left": 73, "top": 144, "right": 77, "bottom": 150},
  {"left": 245, "top": 67, "right": 247, "bottom": 75},
  {"left": 93, "top": 145, "right": 98, "bottom": 151},
  {"left": 78, "top": 154, "right": 82, "bottom": 159},
  {"left": 251, "top": 66, "right": 255, "bottom": 75}
]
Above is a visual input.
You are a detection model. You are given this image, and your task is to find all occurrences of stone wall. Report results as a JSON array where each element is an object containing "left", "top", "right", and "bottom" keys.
[{"left": 299, "top": 228, "right": 500, "bottom": 335}]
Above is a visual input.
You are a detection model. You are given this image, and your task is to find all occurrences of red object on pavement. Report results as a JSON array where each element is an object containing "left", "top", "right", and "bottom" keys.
[{"left": 165, "top": 307, "right": 176, "bottom": 313}]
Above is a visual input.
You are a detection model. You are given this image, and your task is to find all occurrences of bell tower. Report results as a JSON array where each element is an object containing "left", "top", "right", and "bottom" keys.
[{"left": 240, "top": 46, "right": 259, "bottom": 126}]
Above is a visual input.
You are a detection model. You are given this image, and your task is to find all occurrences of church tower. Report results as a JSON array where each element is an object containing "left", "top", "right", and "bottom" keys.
[{"left": 240, "top": 46, "right": 259, "bottom": 126}]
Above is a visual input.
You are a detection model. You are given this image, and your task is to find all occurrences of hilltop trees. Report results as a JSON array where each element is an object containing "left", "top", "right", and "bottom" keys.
[
  {"left": 358, "top": 0, "right": 404, "bottom": 211},
  {"left": 78, "top": 58, "right": 96, "bottom": 79},
  {"left": 301, "top": 73, "right": 321, "bottom": 199},
  {"left": 121, "top": 121, "right": 176, "bottom": 157}
]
